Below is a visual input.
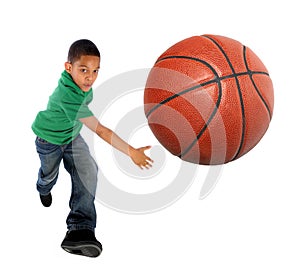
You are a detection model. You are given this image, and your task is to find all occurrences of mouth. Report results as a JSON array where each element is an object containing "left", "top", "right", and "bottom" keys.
[
  {"left": 81, "top": 84, "right": 93, "bottom": 92},
  {"left": 83, "top": 84, "right": 92, "bottom": 90}
]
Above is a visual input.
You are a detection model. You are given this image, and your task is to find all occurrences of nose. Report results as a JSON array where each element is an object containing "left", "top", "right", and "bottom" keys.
[
  {"left": 86, "top": 72, "right": 97, "bottom": 82},
  {"left": 86, "top": 73, "right": 92, "bottom": 80}
]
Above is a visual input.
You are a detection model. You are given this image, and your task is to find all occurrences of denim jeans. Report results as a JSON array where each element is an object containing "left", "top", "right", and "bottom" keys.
[{"left": 35, "top": 134, "right": 98, "bottom": 232}]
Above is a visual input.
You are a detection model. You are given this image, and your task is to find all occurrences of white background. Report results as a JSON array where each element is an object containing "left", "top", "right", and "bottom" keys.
[{"left": 1, "top": 0, "right": 299, "bottom": 279}]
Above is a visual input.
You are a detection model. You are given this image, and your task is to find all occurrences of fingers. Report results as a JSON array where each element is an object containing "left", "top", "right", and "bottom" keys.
[
  {"left": 145, "top": 160, "right": 153, "bottom": 169},
  {"left": 146, "top": 156, "right": 154, "bottom": 163},
  {"left": 138, "top": 159, "right": 153, "bottom": 170}
]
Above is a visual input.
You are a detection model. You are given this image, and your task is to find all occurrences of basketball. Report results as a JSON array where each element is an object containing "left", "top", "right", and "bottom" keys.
[{"left": 144, "top": 35, "right": 274, "bottom": 165}]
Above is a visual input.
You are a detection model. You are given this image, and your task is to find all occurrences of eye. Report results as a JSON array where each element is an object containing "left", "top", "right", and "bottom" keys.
[
  {"left": 80, "top": 69, "right": 88, "bottom": 73},
  {"left": 94, "top": 69, "right": 99, "bottom": 73}
]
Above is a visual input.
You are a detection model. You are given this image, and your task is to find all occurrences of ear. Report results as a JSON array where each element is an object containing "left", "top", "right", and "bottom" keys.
[{"left": 64, "top": 62, "right": 72, "bottom": 74}]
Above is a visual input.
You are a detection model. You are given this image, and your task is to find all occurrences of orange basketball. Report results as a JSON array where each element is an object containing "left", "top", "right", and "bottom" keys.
[{"left": 144, "top": 35, "right": 274, "bottom": 165}]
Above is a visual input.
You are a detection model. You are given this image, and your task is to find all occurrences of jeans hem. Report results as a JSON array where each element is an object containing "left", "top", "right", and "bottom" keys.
[{"left": 36, "top": 182, "right": 56, "bottom": 196}]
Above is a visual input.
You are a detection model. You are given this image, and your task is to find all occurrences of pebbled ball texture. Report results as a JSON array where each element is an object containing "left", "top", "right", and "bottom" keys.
[{"left": 144, "top": 35, "right": 274, "bottom": 165}]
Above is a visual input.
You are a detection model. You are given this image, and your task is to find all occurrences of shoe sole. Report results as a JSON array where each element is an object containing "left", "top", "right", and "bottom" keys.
[{"left": 61, "top": 242, "right": 102, "bottom": 258}]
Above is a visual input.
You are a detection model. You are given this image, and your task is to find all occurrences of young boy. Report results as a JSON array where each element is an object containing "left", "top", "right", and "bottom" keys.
[{"left": 32, "top": 39, "right": 153, "bottom": 258}]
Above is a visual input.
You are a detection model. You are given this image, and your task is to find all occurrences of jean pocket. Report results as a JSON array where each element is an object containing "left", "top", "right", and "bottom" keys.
[
  {"left": 35, "top": 137, "right": 59, "bottom": 155},
  {"left": 36, "top": 137, "right": 50, "bottom": 144}
]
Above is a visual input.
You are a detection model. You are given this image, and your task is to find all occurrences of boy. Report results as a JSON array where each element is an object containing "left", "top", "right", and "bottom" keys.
[{"left": 32, "top": 39, "right": 153, "bottom": 258}]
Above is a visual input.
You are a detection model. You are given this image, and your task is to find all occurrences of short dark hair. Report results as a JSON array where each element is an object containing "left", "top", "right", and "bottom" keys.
[{"left": 67, "top": 39, "right": 100, "bottom": 63}]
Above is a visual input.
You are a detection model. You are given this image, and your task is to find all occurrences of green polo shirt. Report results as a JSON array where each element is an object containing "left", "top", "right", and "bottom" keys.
[{"left": 32, "top": 70, "right": 94, "bottom": 145}]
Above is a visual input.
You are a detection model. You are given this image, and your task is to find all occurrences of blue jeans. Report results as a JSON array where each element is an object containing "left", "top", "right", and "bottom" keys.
[{"left": 35, "top": 134, "right": 98, "bottom": 232}]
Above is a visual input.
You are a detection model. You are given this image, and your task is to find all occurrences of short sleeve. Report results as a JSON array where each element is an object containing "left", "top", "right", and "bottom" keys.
[{"left": 60, "top": 91, "right": 94, "bottom": 121}]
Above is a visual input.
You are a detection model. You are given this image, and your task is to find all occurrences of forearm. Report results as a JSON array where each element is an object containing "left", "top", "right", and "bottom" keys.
[
  {"left": 96, "top": 125, "right": 134, "bottom": 156},
  {"left": 80, "top": 116, "right": 153, "bottom": 169}
]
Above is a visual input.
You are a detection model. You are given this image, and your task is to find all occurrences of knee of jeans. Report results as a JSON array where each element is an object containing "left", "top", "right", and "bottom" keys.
[{"left": 38, "top": 167, "right": 59, "bottom": 186}]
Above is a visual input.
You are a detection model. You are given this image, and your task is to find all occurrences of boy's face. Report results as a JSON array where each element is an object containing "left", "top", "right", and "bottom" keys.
[{"left": 65, "top": 55, "right": 100, "bottom": 92}]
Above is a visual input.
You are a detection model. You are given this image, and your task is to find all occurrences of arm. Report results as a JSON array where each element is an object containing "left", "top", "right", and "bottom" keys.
[{"left": 80, "top": 116, "right": 153, "bottom": 169}]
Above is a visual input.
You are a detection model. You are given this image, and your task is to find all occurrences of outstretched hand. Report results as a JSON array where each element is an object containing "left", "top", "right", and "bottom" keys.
[{"left": 130, "top": 146, "right": 154, "bottom": 170}]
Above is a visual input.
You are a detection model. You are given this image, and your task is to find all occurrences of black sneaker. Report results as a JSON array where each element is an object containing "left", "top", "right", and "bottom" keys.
[
  {"left": 61, "top": 229, "right": 102, "bottom": 258},
  {"left": 40, "top": 193, "right": 52, "bottom": 207}
]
